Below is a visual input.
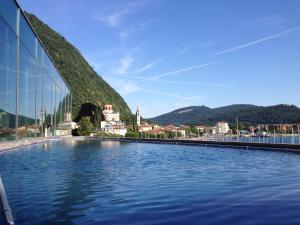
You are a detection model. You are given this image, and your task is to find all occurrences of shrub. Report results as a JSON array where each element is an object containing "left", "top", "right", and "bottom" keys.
[
  {"left": 126, "top": 131, "right": 139, "bottom": 138},
  {"left": 94, "top": 132, "right": 121, "bottom": 138},
  {"left": 149, "top": 134, "right": 157, "bottom": 138},
  {"left": 77, "top": 116, "right": 94, "bottom": 136},
  {"left": 158, "top": 133, "right": 169, "bottom": 139}
]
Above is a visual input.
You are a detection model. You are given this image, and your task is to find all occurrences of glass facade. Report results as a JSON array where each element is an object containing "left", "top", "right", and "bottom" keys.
[{"left": 0, "top": 0, "right": 72, "bottom": 141}]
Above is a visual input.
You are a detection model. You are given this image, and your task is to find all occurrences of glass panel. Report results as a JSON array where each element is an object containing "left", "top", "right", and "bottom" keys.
[
  {"left": 19, "top": 13, "right": 36, "bottom": 57},
  {"left": 60, "top": 85, "right": 63, "bottom": 124},
  {"left": 36, "top": 43, "right": 43, "bottom": 137},
  {"left": 67, "top": 89, "right": 71, "bottom": 135},
  {"left": 70, "top": 93, "right": 72, "bottom": 120},
  {"left": 43, "top": 57, "right": 54, "bottom": 137},
  {"left": 66, "top": 89, "right": 70, "bottom": 118},
  {"left": 0, "top": 17, "right": 17, "bottom": 141},
  {"left": 63, "top": 85, "right": 67, "bottom": 122},
  {"left": 51, "top": 80, "right": 55, "bottom": 133},
  {"left": 0, "top": 0, "right": 18, "bottom": 34},
  {"left": 54, "top": 82, "right": 62, "bottom": 135},
  {"left": 18, "top": 43, "right": 36, "bottom": 139},
  {"left": 53, "top": 69, "right": 61, "bottom": 86}
]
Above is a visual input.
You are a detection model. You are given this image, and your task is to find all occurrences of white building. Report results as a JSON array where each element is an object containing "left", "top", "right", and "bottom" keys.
[
  {"left": 216, "top": 122, "right": 230, "bottom": 134},
  {"left": 100, "top": 104, "right": 127, "bottom": 136},
  {"left": 178, "top": 129, "right": 186, "bottom": 138},
  {"left": 102, "top": 104, "right": 120, "bottom": 121}
]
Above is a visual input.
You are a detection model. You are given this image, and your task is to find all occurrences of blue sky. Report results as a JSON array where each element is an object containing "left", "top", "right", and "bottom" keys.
[{"left": 19, "top": 0, "right": 300, "bottom": 118}]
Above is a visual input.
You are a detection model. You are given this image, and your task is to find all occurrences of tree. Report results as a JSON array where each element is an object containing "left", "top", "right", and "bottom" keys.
[
  {"left": 75, "top": 103, "right": 101, "bottom": 128},
  {"left": 77, "top": 116, "right": 94, "bottom": 136},
  {"left": 190, "top": 126, "right": 198, "bottom": 134},
  {"left": 158, "top": 133, "right": 169, "bottom": 139},
  {"left": 165, "top": 131, "right": 176, "bottom": 139}
]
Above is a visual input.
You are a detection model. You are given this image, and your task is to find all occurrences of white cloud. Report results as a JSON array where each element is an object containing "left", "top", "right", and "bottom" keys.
[
  {"left": 95, "top": 8, "right": 131, "bottom": 27},
  {"left": 134, "top": 58, "right": 165, "bottom": 74},
  {"left": 117, "top": 55, "right": 135, "bottom": 74},
  {"left": 103, "top": 76, "right": 141, "bottom": 95},
  {"left": 106, "top": 76, "right": 204, "bottom": 100},
  {"left": 119, "top": 81, "right": 141, "bottom": 95},
  {"left": 209, "top": 26, "right": 300, "bottom": 57},
  {"left": 119, "top": 19, "right": 156, "bottom": 40},
  {"left": 92, "top": 0, "right": 151, "bottom": 28}
]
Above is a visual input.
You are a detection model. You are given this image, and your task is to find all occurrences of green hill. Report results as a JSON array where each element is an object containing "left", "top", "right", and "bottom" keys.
[
  {"left": 148, "top": 104, "right": 300, "bottom": 126},
  {"left": 25, "top": 13, "right": 132, "bottom": 123}
]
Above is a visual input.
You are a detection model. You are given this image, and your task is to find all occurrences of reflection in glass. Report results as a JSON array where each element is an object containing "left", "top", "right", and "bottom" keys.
[
  {"left": 0, "top": 17, "right": 17, "bottom": 141},
  {"left": 43, "top": 59, "right": 55, "bottom": 137},
  {"left": 36, "top": 43, "right": 44, "bottom": 137},
  {"left": 0, "top": 0, "right": 17, "bottom": 34},
  {"left": 18, "top": 43, "right": 36, "bottom": 138},
  {"left": 0, "top": 0, "right": 72, "bottom": 141},
  {"left": 19, "top": 13, "right": 36, "bottom": 57}
]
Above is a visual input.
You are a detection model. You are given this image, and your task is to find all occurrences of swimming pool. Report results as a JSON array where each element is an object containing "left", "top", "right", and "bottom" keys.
[{"left": 1, "top": 139, "right": 300, "bottom": 225}]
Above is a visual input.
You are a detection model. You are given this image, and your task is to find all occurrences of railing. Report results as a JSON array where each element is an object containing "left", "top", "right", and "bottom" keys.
[
  {"left": 0, "top": 176, "right": 15, "bottom": 225},
  {"left": 137, "top": 132, "right": 300, "bottom": 145}
]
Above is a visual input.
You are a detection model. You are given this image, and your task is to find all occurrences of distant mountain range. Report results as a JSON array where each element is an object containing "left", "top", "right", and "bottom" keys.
[{"left": 148, "top": 104, "right": 300, "bottom": 126}]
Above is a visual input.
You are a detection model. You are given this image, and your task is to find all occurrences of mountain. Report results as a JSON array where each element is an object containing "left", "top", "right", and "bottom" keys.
[
  {"left": 25, "top": 13, "right": 132, "bottom": 123},
  {"left": 148, "top": 104, "right": 300, "bottom": 126}
]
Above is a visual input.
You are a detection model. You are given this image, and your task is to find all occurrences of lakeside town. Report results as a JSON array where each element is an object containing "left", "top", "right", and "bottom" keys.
[{"left": 71, "top": 104, "right": 300, "bottom": 143}]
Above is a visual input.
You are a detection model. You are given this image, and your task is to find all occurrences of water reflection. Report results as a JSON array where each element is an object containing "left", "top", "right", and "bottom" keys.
[{"left": 100, "top": 140, "right": 120, "bottom": 149}]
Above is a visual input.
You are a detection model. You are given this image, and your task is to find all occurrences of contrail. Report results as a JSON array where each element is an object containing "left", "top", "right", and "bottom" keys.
[
  {"left": 149, "top": 61, "right": 217, "bottom": 80},
  {"left": 108, "top": 73, "right": 224, "bottom": 87},
  {"left": 209, "top": 26, "right": 300, "bottom": 57}
]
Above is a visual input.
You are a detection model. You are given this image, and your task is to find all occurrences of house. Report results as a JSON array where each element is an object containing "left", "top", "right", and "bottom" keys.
[
  {"left": 177, "top": 129, "right": 186, "bottom": 138},
  {"left": 138, "top": 123, "right": 153, "bottom": 132},
  {"left": 216, "top": 122, "right": 230, "bottom": 134},
  {"left": 207, "top": 126, "right": 217, "bottom": 135}
]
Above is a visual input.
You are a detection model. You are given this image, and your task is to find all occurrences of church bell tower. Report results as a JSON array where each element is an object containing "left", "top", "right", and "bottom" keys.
[{"left": 136, "top": 107, "right": 141, "bottom": 126}]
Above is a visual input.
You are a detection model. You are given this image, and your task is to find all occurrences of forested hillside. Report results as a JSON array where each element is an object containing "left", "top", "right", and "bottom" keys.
[
  {"left": 149, "top": 104, "right": 300, "bottom": 126},
  {"left": 26, "top": 13, "right": 133, "bottom": 123}
]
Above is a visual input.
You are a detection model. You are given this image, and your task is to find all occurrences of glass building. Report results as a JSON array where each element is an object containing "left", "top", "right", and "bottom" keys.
[{"left": 0, "top": 0, "right": 72, "bottom": 142}]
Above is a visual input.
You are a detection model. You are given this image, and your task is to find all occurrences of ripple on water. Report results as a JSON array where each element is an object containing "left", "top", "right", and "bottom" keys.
[{"left": 1, "top": 140, "right": 300, "bottom": 225}]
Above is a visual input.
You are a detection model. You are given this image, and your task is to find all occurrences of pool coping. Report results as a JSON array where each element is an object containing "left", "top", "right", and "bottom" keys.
[{"left": 0, "top": 136, "right": 69, "bottom": 153}]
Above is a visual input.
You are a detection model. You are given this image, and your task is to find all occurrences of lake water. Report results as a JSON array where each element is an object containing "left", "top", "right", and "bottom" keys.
[{"left": 1, "top": 139, "right": 300, "bottom": 225}]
